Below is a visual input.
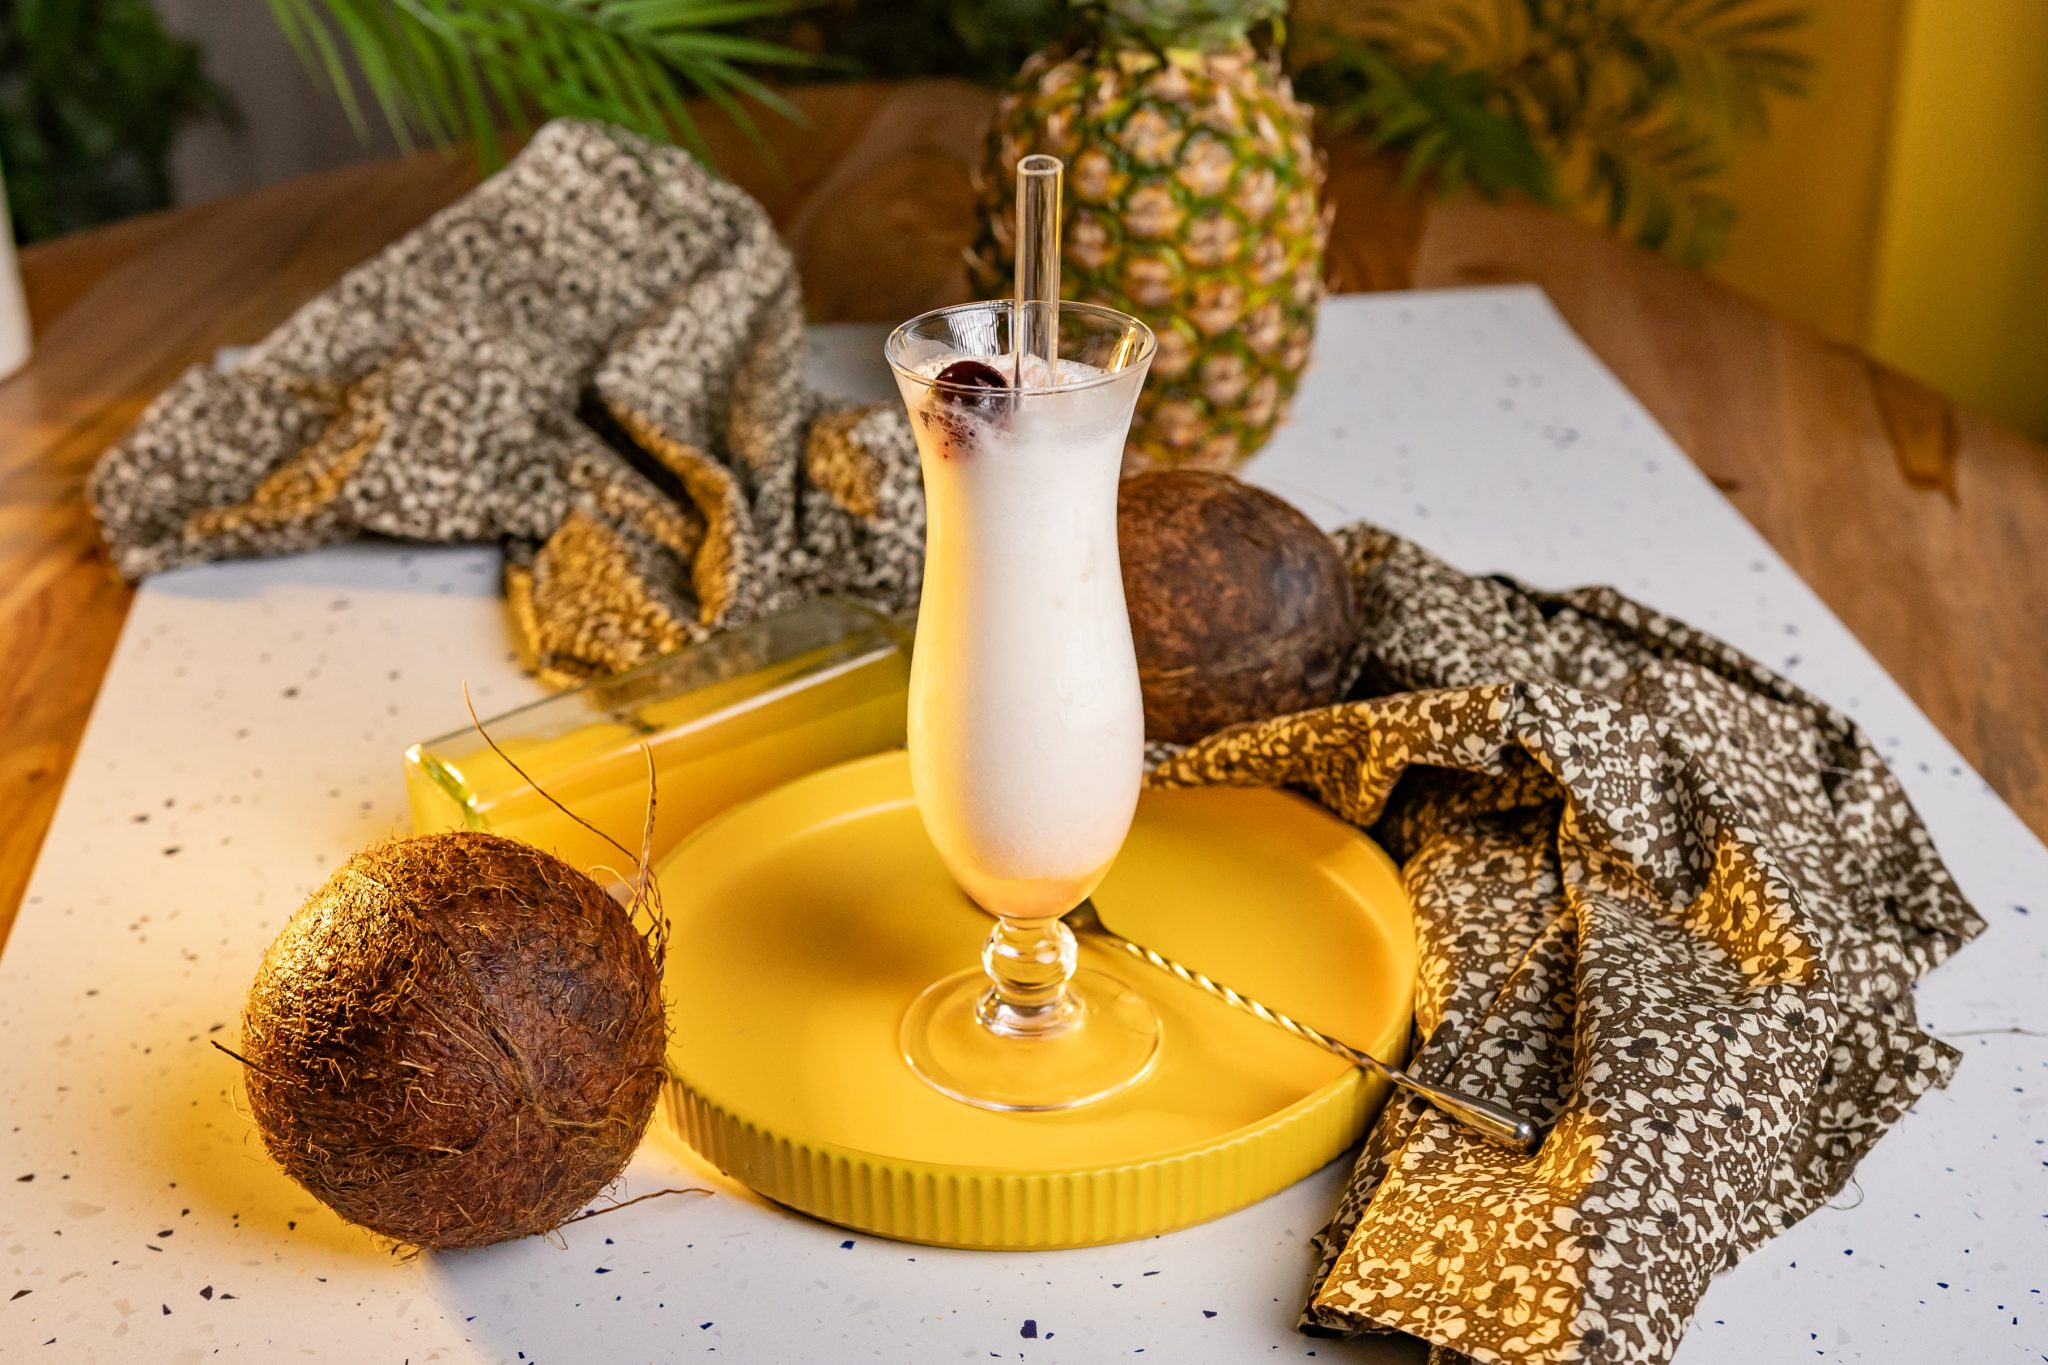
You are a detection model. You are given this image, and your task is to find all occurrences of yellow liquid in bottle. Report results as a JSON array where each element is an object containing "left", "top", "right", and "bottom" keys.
[{"left": 405, "top": 639, "right": 910, "bottom": 880}]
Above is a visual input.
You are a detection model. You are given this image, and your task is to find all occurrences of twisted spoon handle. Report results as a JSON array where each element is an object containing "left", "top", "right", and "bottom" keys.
[{"left": 1069, "top": 900, "right": 1539, "bottom": 1151}]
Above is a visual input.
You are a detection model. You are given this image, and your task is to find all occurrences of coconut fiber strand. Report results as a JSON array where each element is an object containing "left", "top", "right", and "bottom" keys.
[{"left": 89, "top": 124, "right": 1980, "bottom": 1365}]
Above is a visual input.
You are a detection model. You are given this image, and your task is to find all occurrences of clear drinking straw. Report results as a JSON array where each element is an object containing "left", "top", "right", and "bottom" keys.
[{"left": 1014, "top": 154, "right": 1063, "bottom": 384}]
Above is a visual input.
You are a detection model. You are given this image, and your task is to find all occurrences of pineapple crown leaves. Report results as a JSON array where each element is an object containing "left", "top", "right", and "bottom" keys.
[
  {"left": 1296, "top": 0, "right": 1811, "bottom": 263},
  {"left": 1074, "top": 0, "right": 1287, "bottom": 53},
  {"left": 259, "top": 0, "right": 823, "bottom": 171}
]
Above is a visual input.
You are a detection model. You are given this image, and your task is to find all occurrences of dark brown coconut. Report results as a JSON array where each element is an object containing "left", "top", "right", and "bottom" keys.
[
  {"left": 238, "top": 832, "right": 666, "bottom": 1250},
  {"left": 1119, "top": 470, "right": 1356, "bottom": 743}
]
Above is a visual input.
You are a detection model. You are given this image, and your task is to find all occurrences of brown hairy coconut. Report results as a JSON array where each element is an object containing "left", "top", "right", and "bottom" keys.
[
  {"left": 237, "top": 832, "right": 666, "bottom": 1250},
  {"left": 1118, "top": 470, "right": 1355, "bottom": 743}
]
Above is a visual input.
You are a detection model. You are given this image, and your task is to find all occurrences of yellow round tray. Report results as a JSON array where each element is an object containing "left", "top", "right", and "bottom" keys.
[{"left": 658, "top": 750, "right": 1414, "bottom": 1250}]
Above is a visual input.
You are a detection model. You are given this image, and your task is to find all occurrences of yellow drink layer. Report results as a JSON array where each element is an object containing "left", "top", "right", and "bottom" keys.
[{"left": 404, "top": 601, "right": 912, "bottom": 878}]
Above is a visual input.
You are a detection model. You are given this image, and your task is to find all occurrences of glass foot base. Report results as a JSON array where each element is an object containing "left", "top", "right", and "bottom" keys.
[{"left": 901, "top": 967, "right": 1162, "bottom": 1112}]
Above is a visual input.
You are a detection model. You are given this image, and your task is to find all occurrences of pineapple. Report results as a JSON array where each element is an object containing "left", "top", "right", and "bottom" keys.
[{"left": 969, "top": 0, "right": 1329, "bottom": 473}]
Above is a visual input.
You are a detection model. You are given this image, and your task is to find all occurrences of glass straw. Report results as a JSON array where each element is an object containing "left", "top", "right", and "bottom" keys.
[{"left": 1014, "top": 154, "right": 1063, "bottom": 383}]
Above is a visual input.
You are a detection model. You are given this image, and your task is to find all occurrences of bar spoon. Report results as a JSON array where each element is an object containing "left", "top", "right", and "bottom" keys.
[{"left": 1066, "top": 899, "right": 1540, "bottom": 1150}]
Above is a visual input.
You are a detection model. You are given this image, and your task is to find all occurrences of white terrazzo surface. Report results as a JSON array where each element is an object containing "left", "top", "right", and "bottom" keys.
[{"left": 2, "top": 287, "right": 2042, "bottom": 1362}]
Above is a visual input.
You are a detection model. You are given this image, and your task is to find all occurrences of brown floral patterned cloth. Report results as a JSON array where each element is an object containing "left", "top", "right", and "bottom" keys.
[
  {"left": 88, "top": 119, "right": 924, "bottom": 685},
  {"left": 89, "top": 116, "right": 1982, "bottom": 1365},
  {"left": 1151, "top": 524, "right": 1983, "bottom": 1365}
]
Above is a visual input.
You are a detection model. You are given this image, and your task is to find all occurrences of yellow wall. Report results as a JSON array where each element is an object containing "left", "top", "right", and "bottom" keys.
[
  {"left": 1296, "top": 0, "right": 2048, "bottom": 434},
  {"left": 1710, "top": 0, "right": 1904, "bottom": 348},
  {"left": 1868, "top": 0, "right": 2048, "bottom": 437},
  {"left": 1712, "top": 0, "right": 2048, "bottom": 438}
]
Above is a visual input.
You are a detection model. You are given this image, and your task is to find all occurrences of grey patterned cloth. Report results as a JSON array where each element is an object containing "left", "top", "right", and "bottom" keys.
[
  {"left": 89, "top": 120, "right": 1982, "bottom": 1365},
  {"left": 89, "top": 119, "right": 924, "bottom": 684},
  {"left": 1152, "top": 526, "right": 1983, "bottom": 1364}
]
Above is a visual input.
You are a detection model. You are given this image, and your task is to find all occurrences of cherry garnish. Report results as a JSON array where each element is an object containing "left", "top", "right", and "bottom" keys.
[
  {"left": 920, "top": 357, "right": 1011, "bottom": 454},
  {"left": 933, "top": 359, "right": 1009, "bottom": 408}
]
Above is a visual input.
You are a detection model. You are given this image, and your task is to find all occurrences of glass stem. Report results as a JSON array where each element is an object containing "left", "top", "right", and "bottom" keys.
[{"left": 976, "top": 915, "right": 1081, "bottom": 1037}]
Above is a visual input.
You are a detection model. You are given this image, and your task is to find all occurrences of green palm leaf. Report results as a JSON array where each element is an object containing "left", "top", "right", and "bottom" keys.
[
  {"left": 260, "top": 0, "right": 819, "bottom": 169},
  {"left": 1580, "top": 109, "right": 1734, "bottom": 261},
  {"left": 1300, "top": 39, "right": 1556, "bottom": 204},
  {"left": 1605, "top": 0, "right": 1813, "bottom": 135},
  {"left": 1294, "top": 0, "right": 1808, "bottom": 262}
]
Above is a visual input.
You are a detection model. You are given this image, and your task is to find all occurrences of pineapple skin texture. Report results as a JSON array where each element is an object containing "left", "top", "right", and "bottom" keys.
[{"left": 970, "top": 43, "right": 1329, "bottom": 473}]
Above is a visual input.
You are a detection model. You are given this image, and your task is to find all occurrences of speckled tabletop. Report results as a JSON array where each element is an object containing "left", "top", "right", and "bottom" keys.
[{"left": 3, "top": 288, "right": 2041, "bottom": 1363}]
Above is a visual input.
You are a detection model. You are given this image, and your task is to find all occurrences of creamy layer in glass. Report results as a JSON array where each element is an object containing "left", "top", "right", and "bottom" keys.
[{"left": 893, "top": 347, "right": 1145, "bottom": 921}]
